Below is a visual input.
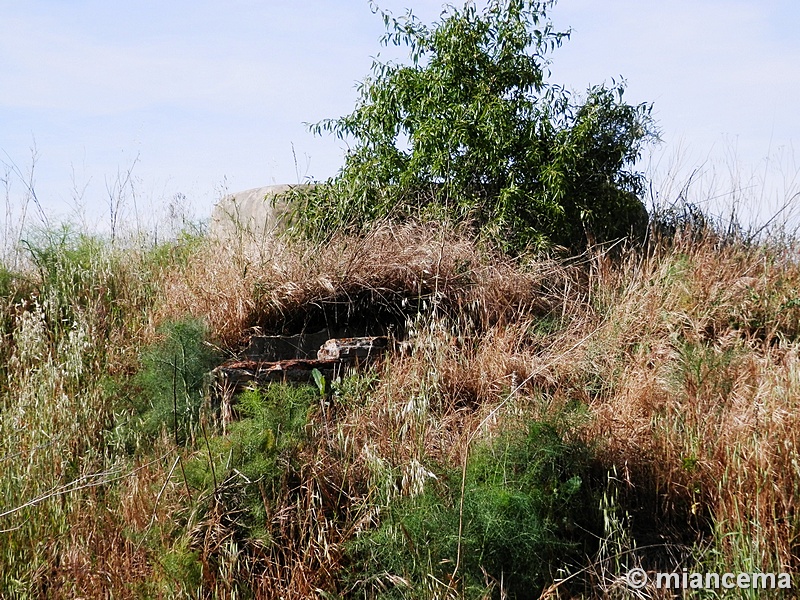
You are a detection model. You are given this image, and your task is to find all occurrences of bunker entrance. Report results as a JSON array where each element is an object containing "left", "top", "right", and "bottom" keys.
[{"left": 213, "top": 289, "right": 421, "bottom": 390}]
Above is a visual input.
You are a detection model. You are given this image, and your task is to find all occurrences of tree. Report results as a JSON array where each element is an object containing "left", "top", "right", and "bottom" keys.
[{"left": 289, "top": 0, "right": 658, "bottom": 252}]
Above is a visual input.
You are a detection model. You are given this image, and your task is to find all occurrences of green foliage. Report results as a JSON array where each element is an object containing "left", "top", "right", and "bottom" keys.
[
  {"left": 145, "top": 228, "right": 206, "bottom": 270},
  {"left": 674, "top": 340, "right": 740, "bottom": 403},
  {"left": 181, "top": 384, "right": 315, "bottom": 578},
  {"left": 135, "top": 317, "right": 218, "bottom": 444},
  {"left": 187, "top": 384, "right": 315, "bottom": 492},
  {"left": 331, "top": 369, "right": 380, "bottom": 412},
  {"left": 289, "top": 0, "right": 657, "bottom": 252},
  {"left": 347, "top": 419, "right": 599, "bottom": 599},
  {"left": 312, "top": 367, "right": 327, "bottom": 398},
  {"left": 21, "top": 227, "right": 119, "bottom": 333},
  {"left": 0, "top": 265, "right": 15, "bottom": 299},
  {"left": 159, "top": 538, "right": 204, "bottom": 594}
]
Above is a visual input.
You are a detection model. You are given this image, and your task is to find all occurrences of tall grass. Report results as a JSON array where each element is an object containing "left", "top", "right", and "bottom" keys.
[
  {"left": 0, "top": 209, "right": 798, "bottom": 598},
  {"left": 0, "top": 228, "right": 157, "bottom": 594},
  {"left": 582, "top": 231, "right": 800, "bottom": 573}
]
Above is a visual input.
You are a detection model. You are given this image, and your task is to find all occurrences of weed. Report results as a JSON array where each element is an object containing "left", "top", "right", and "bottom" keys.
[
  {"left": 135, "top": 317, "right": 218, "bottom": 445},
  {"left": 180, "top": 384, "right": 317, "bottom": 595},
  {"left": 2, "top": 209, "right": 800, "bottom": 598},
  {"left": 346, "top": 419, "right": 600, "bottom": 599}
]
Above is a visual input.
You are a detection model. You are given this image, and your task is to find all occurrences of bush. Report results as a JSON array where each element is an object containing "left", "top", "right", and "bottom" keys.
[
  {"left": 346, "top": 419, "right": 600, "bottom": 598},
  {"left": 186, "top": 384, "right": 315, "bottom": 494},
  {"left": 289, "top": 0, "right": 657, "bottom": 252},
  {"left": 135, "top": 317, "right": 218, "bottom": 444},
  {"left": 177, "top": 385, "right": 317, "bottom": 593}
]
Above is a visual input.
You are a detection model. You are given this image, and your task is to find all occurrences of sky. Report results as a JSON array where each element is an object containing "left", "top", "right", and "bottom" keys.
[{"left": 2, "top": 0, "right": 800, "bottom": 235}]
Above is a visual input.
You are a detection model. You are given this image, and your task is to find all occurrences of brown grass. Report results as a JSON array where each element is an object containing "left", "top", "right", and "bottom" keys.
[
  {"left": 2, "top": 221, "right": 799, "bottom": 597},
  {"left": 574, "top": 231, "right": 800, "bottom": 573},
  {"left": 154, "top": 221, "right": 567, "bottom": 348}
]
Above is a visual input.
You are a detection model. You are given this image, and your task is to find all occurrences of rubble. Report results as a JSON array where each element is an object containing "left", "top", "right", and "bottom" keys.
[
  {"left": 317, "top": 336, "right": 390, "bottom": 360},
  {"left": 212, "top": 334, "right": 391, "bottom": 391}
]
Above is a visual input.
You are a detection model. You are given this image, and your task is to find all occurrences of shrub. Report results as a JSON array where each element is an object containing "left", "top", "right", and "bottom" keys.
[
  {"left": 186, "top": 384, "right": 315, "bottom": 494},
  {"left": 346, "top": 419, "right": 600, "bottom": 598},
  {"left": 289, "top": 0, "right": 657, "bottom": 252},
  {"left": 178, "top": 385, "right": 317, "bottom": 593},
  {"left": 135, "top": 317, "right": 218, "bottom": 444}
]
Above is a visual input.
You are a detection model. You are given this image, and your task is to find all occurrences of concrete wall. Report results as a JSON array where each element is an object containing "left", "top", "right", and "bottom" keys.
[{"left": 210, "top": 184, "right": 312, "bottom": 241}]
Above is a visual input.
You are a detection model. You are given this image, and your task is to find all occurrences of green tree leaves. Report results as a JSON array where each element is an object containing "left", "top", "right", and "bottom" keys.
[{"left": 292, "top": 0, "right": 658, "bottom": 252}]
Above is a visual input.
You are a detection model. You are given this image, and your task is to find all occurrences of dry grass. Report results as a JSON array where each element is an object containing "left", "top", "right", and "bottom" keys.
[
  {"left": 1, "top": 220, "right": 798, "bottom": 598},
  {"left": 154, "top": 221, "right": 566, "bottom": 349},
  {"left": 584, "top": 232, "right": 800, "bottom": 570}
]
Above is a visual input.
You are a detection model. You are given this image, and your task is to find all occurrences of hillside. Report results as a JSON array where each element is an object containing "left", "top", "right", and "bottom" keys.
[{"left": 0, "top": 214, "right": 798, "bottom": 598}]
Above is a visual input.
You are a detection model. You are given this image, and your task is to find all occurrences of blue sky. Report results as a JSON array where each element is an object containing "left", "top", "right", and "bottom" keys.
[{"left": 2, "top": 0, "right": 799, "bottom": 231}]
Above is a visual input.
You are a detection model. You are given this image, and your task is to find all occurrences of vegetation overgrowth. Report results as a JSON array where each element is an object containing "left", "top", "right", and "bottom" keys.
[
  {"left": 1, "top": 205, "right": 799, "bottom": 598},
  {"left": 2, "top": 1, "right": 798, "bottom": 597}
]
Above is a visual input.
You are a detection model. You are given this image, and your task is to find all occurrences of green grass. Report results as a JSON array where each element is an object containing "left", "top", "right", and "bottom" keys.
[
  {"left": 0, "top": 217, "right": 798, "bottom": 598},
  {"left": 346, "top": 418, "right": 600, "bottom": 599},
  {"left": 135, "top": 317, "right": 219, "bottom": 445}
]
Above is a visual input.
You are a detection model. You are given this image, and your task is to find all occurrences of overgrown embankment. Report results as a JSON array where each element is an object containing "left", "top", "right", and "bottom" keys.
[{"left": 0, "top": 221, "right": 798, "bottom": 598}]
